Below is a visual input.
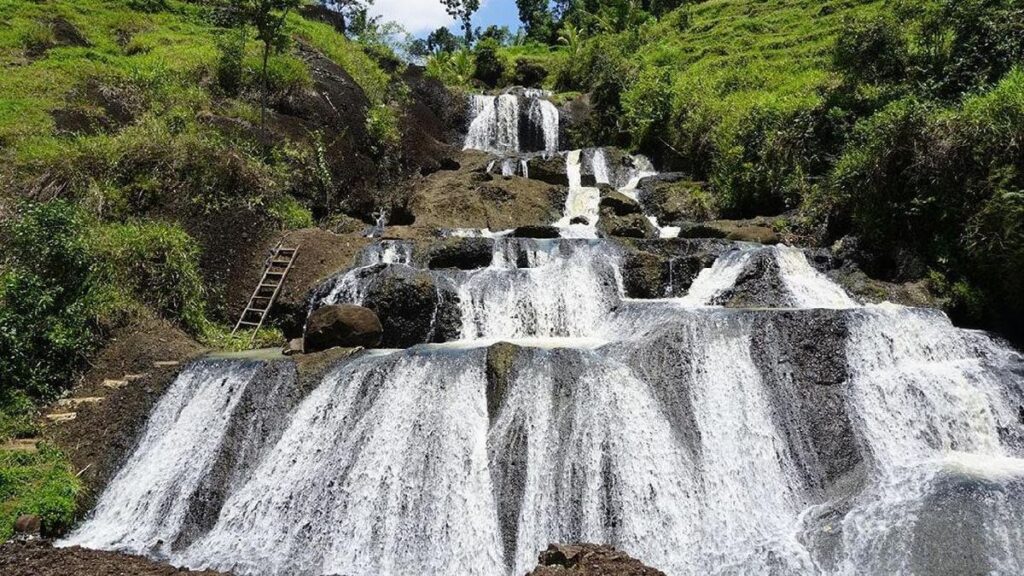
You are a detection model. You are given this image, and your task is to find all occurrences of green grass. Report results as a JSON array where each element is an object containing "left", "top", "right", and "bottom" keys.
[{"left": 0, "top": 444, "right": 81, "bottom": 540}]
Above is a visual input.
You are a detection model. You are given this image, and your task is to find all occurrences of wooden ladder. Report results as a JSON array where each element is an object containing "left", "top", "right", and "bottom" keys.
[{"left": 232, "top": 243, "right": 299, "bottom": 344}]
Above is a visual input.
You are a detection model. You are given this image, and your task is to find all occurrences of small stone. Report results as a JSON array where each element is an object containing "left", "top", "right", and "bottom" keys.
[{"left": 14, "top": 514, "right": 41, "bottom": 535}]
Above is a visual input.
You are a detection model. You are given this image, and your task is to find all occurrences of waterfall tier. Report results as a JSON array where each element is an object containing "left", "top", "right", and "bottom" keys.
[{"left": 64, "top": 242, "right": 1024, "bottom": 576}]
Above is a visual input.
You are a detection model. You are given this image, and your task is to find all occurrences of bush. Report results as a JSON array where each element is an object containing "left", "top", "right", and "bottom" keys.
[
  {"left": 833, "top": 15, "right": 908, "bottom": 86},
  {"left": 92, "top": 222, "right": 207, "bottom": 333},
  {"left": 512, "top": 58, "right": 549, "bottom": 88},
  {"left": 473, "top": 39, "right": 506, "bottom": 88},
  {"left": 621, "top": 67, "right": 674, "bottom": 151},
  {"left": 0, "top": 202, "right": 106, "bottom": 402}
]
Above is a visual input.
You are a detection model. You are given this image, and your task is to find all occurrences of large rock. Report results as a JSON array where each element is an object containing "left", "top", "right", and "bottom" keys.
[
  {"left": 14, "top": 515, "right": 41, "bottom": 536},
  {"left": 304, "top": 304, "right": 383, "bottom": 352},
  {"left": 513, "top": 225, "right": 561, "bottom": 239},
  {"left": 361, "top": 266, "right": 461, "bottom": 347},
  {"left": 621, "top": 250, "right": 719, "bottom": 299},
  {"left": 599, "top": 187, "right": 642, "bottom": 216},
  {"left": 597, "top": 211, "right": 657, "bottom": 239},
  {"left": 637, "top": 174, "right": 716, "bottom": 225},
  {"left": 527, "top": 544, "right": 667, "bottom": 576},
  {"left": 422, "top": 237, "right": 494, "bottom": 270},
  {"left": 527, "top": 154, "right": 572, "bottom": 187}
]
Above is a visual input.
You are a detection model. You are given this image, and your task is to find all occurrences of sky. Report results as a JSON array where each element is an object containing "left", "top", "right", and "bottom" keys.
[{"left": 367, "top": 0, "right": 522, "bottom": 36}]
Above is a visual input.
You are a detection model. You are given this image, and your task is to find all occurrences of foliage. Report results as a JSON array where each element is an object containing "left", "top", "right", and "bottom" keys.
[
  {"left": 91, "top": 221, "right": 208, "bottom": 333},
  {"left": 441, "top": 0, "right": 481, "bottom": 42},
  {"left": 0, "top": 444, "right": 81, "bottom": 541},
  {"left": 473, "top": 39, "right": 506, "bottom": 87},
  {"left": 426, "top": 50, "right": 476, "bottom": 87},
  {"left": 0, "top": 202, "right": 106, "bottom": 402}
]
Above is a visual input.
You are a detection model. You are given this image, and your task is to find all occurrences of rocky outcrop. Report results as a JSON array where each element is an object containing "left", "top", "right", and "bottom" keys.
[
  {"left": 304, "top": 304, "right": 383, "bottom": 352},
  {"left": 637, "top": 174, "right": 715, "bottom": 225},
  {"left": 679, "top": 219, "right": 780, "bottom": 244},
  {"left": 514, "top": 225, "right": 561, "bottom": 239},
  {"left": 422, "top": 237, "right": 494, "bottom": 270},
  {"left": 527, "top": 154, "right": 572, "bottom": 187},
  {"left": 713, "top": 249, "right": 791, "bottom": 308},
  {"left": 598, "top": 188, "right": 642, "bottom": 216},
  {"left": 360, "top": 265, "right": 461, "bottom": 348},
  {"left": 597, "top": 211, "right": 657, "bottom": 239},
  {"left": 409, "top": 152, "right": 568, "bottom": 231},
  {"left": 619, "top": 239, "right": 731, "bottom": 298},
  {"left": 0, "top": 540, "right": 227, "bottom": 576},
  {"left": 485, "top": 342, "right": 522, "bottom": 422},
  {"left": 527, "top": 544, "right": 667, "bottom": 576}
]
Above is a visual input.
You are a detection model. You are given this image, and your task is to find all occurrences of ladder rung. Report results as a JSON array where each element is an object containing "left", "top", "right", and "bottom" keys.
[
  {"left": 245, "top": 307, "right": 268, "bottom": 314},
  {"left": 270, "top": 259, "right": 293, "bottom": 264},
  {"left": 238, "top": 321, "right": 260, "bottom": 327},
  {"left": 260, "top": 283, "right": 279, "bottom": 288}
]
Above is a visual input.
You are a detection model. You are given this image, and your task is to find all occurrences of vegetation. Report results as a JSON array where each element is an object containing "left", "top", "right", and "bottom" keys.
[{"left": 0, "top": 444, "right": 81, "bottom": 541}]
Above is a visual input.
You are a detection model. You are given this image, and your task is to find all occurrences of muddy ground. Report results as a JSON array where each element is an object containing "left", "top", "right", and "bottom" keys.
[{"left": 0, "top": 540, "right": 228, "bottom": 575}]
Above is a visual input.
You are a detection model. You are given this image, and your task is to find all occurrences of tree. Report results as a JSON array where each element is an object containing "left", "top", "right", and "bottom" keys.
[
  {"left": 222, "top": 0, "right": 303, "bottom": 127},
  {"left": 477, "top": 25, "right": 512, "bottom": 46},
  {"left": 517, "top": 0, "right": 555, "bottom": 41},
  {"left": 427, "top": 26, "right": 461, "bottom": 54},
  {"left": 441, "top": 0, "right": 480, "bottom": 43}
]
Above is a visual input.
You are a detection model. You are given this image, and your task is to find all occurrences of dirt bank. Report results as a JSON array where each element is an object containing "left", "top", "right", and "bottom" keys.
[{"left": 0, "top": 540, "right": 228, "bottom": 576}]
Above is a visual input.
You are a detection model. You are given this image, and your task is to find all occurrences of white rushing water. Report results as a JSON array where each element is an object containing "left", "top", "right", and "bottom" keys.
[
  {"left": 464, "top": 91, "right": 560, "bottom": 155},
  {"left": 65, "top": 241, "right": 1024, "bottom": 575}
]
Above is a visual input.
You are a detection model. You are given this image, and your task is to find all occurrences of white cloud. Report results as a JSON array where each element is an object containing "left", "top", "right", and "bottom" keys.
[{"left": 368, "top": 0, "right": 456, "bottom": 34}]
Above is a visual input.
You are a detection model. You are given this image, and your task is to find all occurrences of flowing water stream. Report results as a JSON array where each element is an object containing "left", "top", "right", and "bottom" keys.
[{"left": 61, "top": 91, "right": 1024, "bottom": 576}]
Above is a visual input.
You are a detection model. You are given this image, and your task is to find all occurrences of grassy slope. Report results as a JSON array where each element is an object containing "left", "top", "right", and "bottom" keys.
[
  {"left": 0, "top": 0, "right": 393, "bottom": 538},
  {"left": 643, "top": 0, "right": 883, "bottom": 120},
  {"left": 0, "top": 0, "right": 387, "bottom": 167}
]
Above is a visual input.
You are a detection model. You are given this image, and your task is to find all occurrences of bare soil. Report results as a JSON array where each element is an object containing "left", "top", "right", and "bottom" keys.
[{"left": 0, "top": 540, "right": 228, "bottom": 576}]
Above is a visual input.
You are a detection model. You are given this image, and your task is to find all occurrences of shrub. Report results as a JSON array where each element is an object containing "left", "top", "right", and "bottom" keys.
[
  {"left": 473, "top": 39, "right": 506, "bottom": 87},
  {"left": 833, "top": 15, "right": 908, "bottom": 86},
  {"left": 512, "top": 58, "right": 549, "bottom": 88},
  {"left": 0, "top": 445, "right": 81, "bottom": 541},
  {"left": 621, "top": 67, "right": 674, "bottom": 151},
  {"left": 91, "top": 222, "right": 207, "bottom": 333}
]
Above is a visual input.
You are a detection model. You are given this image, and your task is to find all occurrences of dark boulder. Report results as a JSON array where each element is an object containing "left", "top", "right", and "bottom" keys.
[
  {"left": 527, "top": 155, "right": 570, "bottom": 187},
  {"left": 713, "top": 250, "right": 791, "bottom": 308},
  {"left": 304, "top": 305, "right": 383, "bottom": 352},
  {"left": 485, "top": 343, "right": 522, "bottom": 422},
  {"left": 570, "top": 216, "right": 590, "bottom": 226},
  {"left": 361, "top": 266, "right": 461, "bottom": 347},
  {"left": 597, "top": 212, "right": 657, "bottom": 239},
  {"left": 621, "top": 249, "right": 720, "bottom": 299},
  {"left": 599, "top": 188, "right": 642, "bottom": 216},
  {"left": 423, "top": 237, "right": 494, "bottom": 270},
  {"left": 637, "top": 174, "right": 715, "bottom": 225},
  {"left": 514, "top": 225, "right": 561, "bottom": 239},
  {"left": 622, "top": 251, "right": 668, "bottom": 299},
  {"left": 282, "top": 338, "right": 304, "bottom": 356},
  {"left": 528, "top": 544, "right": 667, "bottom": 576}
]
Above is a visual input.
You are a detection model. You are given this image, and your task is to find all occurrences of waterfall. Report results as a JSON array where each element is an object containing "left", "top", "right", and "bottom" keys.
[
  {"left": 464, "top": 90, "right": 559, "bottom": 154},
  {"left": 464, "top": 94, "right": 520, "bottom": 153},
  {"left": 65, "top": 237, "right": 1024, "bottom": 576},
  {"left": 774, "top": 247, "right": 857, "bottom": 309},
  {"left": 554, "top": 150, "right": 601, "bottom": 238}
]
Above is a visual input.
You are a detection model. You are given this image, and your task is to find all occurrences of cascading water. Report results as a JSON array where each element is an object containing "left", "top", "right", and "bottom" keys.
[
  {"left": 464, "top": 90, "right": 559, "bottom": 155},
  {"left": 66, "top": 235, "right": 1024, "bottom": 576}
]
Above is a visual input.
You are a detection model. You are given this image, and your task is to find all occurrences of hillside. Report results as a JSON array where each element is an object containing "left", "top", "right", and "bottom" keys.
[{"left": 0, "top": 0, "right": 463, "bottom": 540}]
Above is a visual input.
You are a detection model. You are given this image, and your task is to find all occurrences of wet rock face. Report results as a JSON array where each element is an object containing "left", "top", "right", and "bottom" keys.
[
  {"left": 527, "top": 544, "right": 668, "bottom": 576},
  {"left": 599, "top": 188, "right": 642, "bottom": 216},
  {"left": 620, "top": 239, "right": 732, "bottom": 298},
  {"left": 750, "top": 310, "right": 860, "bottom": 494},
  {"left": 361, "top": 265, "right": 461, "bottom": 348},
  {"left": 422, "top": 237, "right": 494, "bottom": 270},
  {"left": 304, "top": 305, "right": 383, "bottom": 352},
  {"left": 514, "top": 225, "right": 562, "bottom": 239},
  {"left": 714, "top": 250, "right": 792, "bottom": 308},
  {"left": 527, "top": 154, "right": 571, "bottom": 187}
]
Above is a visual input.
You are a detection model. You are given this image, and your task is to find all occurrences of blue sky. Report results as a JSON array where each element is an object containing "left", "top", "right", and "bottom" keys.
[{"left": 368, "top": 0, "right": 522, "bottom": 36}]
